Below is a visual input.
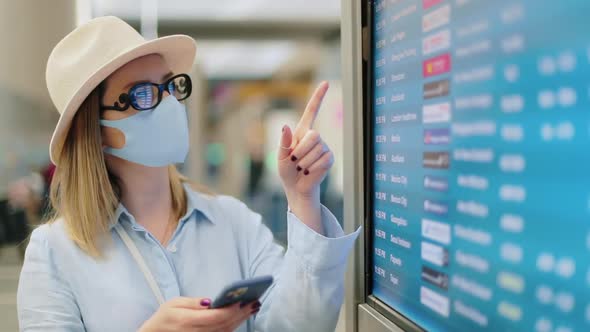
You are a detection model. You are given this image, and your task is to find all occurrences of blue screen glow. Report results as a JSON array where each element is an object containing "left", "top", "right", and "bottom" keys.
[{"left": 370, "top": 1, "right": 590, "bottom": 331}]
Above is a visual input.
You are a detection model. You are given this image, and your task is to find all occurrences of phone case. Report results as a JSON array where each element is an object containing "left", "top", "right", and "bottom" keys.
[{"left": 209, "top": 275, "right": 274, "bottom": 309}]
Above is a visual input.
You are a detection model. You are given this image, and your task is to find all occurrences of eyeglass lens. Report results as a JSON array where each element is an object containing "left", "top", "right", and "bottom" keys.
[{"left": 130, "top": 75, "right": 190, "bottom": 110}]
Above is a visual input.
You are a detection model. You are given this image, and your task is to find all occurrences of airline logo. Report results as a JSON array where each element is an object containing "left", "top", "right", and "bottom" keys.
[
  {"left": 421, "top": 286, "right": 450, "bottom": 317},
  {"left": 423, "top": 4, "right": 451, "bottom": 33},
  {"left": 424, "top": 128, "right": 451, "bottom": 145},
  {"left": 424, "top": 175, "right": 449, "bottom": 192},
  {"left": 423, "top": 0, "right": 443, "bottom": 9},
  {"left": 422, "top": 218, "right": 451, "bottom": 245},
  {"left": 421, "top": 241, "right": 449, "bottom": 267},
  {"left": 423, "top": 152, "right": 450, "bottom": 169},
  {"left": 423, "top": 102, "right": 451, "bottom": 124},
  {"left": 423, "top": 29, "right": 451, "bottom": 56},
  {"left": 422, "top": 266, "right": 449, "bottom": 290},
  {"left": 423, "top": 53, "right": 452, "bottom": 77},
  {"left": 423, "top": 79, "right": 450, "bottom": 99}
]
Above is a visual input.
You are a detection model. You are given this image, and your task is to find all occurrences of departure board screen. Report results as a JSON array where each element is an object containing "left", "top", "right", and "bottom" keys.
[{"left": 369, "top": 0, "right": 590, "bottom": 331}]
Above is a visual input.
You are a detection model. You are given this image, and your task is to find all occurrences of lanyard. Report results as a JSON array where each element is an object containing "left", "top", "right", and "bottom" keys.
[{"left": 114, "top": 223, "right": 166, "bottom": 305}]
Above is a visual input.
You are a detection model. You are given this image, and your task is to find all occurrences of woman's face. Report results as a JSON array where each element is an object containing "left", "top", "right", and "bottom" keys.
[{"left": 100, "top": 54, "right": 173, "bottom": 149}]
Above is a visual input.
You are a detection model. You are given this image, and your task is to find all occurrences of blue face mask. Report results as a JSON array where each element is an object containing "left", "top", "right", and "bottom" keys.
[{"left": 100, "top": 96, "right": 189, "bottom": 167}]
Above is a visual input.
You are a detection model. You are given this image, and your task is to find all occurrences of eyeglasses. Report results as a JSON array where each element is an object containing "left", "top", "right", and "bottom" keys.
[{"left": 100, "top": 73, "right": 192, "bottom": 112}]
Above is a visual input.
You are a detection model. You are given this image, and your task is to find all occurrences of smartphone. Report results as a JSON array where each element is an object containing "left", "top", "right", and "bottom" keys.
[{"left": 209, "top": 275, "right": 274, "bottom": 309}]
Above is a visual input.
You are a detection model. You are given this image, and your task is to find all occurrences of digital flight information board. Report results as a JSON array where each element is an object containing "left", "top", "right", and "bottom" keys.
[{"left": 369, "top": 0, "right": 590, "bottom": 331}]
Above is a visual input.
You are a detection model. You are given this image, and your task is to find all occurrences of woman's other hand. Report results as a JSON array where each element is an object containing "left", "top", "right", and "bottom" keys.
[{"left": 139, "top": 297, "right": 260, "bottom": 332}]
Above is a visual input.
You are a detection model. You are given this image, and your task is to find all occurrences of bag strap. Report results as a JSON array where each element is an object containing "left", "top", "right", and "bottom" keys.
[{"left": 114, "top": 223, "right": 165, "bottom": 305}]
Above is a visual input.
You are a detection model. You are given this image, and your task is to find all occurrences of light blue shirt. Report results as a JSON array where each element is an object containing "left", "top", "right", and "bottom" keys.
[{"left": 17, "top": 185, "right": 360, "bottom": 332}]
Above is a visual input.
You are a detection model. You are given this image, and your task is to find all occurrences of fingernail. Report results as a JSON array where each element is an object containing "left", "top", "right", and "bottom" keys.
[
  {"left": 282, "top": 125, "right": 286, "bottom": 132},
  {"left": 296, "top": 166, "right": 302, "bottom": 172},
  {"left": 200, "top": 298, "right": 211, "bottom": 306},
  {"left": 291, "top": 155, "right": 297, "bottom": 162},
  {"left": 304, "top": 169, "right": 310, "bottom": 175},
  {"left": 252, "top": 301, "right": 261, "bottom": 309},
  {"left": 251, "top": 308, "right": 260, "bottom": 314}
]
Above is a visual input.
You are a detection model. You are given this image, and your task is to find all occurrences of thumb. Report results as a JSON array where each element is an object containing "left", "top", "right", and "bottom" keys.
[
  {"left": 278, "top": 125, "right": 293, "bottom": 160},
  {"left": 168, "top": 297, "right": 212, "bottom": 310}
]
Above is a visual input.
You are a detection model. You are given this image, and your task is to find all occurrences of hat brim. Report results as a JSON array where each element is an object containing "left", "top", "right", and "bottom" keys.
[{"left": 49, "top": 34, "right": 197, "bottom": 165}]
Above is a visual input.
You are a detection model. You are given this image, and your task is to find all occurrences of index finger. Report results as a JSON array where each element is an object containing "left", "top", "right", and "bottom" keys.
[
  {"left": 294, "top": 81, "right": 329, "bottom": 138},
  {"left": 167, "top": 297, "right": 209, "bottom": 310}
]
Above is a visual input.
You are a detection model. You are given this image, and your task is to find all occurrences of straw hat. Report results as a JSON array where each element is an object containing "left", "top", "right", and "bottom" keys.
[{"left": 46, "top": 16, "right": 197, "bottom": 164}]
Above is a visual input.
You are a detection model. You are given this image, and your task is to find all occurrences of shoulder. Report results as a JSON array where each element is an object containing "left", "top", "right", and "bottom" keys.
[
  {"left": 187, "top": 187, "right": 249, "bottom": 213},
  {"left": 187, "top": 189, "right": 262, "bottom": 227},
  {"left": 29, "top": 219, "right": 69, "bottom": 248},
  {"left": 211, "top": 195, "right": 250, "bottom": 212},
  {"left": 26, "top": 219, "right": 84, "bottom": 261}
]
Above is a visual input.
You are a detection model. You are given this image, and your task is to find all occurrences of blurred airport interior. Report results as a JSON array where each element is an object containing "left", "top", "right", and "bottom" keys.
[{"left": 0, "top": 0, "right": 347, "bottom": 330}]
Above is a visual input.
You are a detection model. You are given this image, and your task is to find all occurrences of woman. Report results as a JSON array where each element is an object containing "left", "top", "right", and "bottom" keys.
[{"left": 17, "top": 16, "right": 359, "bottom": 332}]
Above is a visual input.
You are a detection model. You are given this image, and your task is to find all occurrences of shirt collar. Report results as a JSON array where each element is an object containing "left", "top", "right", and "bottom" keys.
[
  {"left": 109, "top": 183, "right": 216, "bottom": 229},
  {"left": 183, "top": 183, "right": 216, "bottom": 224}
]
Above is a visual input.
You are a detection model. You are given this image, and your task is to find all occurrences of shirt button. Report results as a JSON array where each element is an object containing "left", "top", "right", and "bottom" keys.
[{"left": 167, "top": 244, "right": 177, "bottom": 253}]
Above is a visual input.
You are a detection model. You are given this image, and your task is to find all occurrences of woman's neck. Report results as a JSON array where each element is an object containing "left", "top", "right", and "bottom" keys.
[{"left": 116, "top": 163, "right": 173, "bottom": 239}]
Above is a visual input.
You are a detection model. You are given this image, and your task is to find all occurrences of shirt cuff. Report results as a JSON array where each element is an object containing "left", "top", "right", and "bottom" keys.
[{"left": 286, "top": 205, "right": 361, "bottom": 271}]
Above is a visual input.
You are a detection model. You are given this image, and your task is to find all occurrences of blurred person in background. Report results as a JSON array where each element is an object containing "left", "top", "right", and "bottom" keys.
[
  {"left": 7, "top": 173, "right": 43, "bottom": 220},
  {"left": 7, "top": 161, "right": 56, "bottom": 218},
  {"left": 17, "top": 16, "right": 359, "bottom": 332},
  {"left": 244, "top": 120, "right": 266, "bottom": 200},
  {"left": 4, "top": 178, "right": 36, "bottom": 260},
  {"left": 3, "top": 165, "right": 48, "bottom": 260}
]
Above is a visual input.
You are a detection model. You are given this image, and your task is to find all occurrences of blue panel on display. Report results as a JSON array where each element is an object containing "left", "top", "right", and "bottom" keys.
[{"left": 369, "top": 0, "right": 590, "bottom": 331}]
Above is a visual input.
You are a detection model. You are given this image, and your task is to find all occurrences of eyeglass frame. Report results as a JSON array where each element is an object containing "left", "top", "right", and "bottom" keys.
[{"left": 99, "top": 73, "right": 192, "bottom": 112}]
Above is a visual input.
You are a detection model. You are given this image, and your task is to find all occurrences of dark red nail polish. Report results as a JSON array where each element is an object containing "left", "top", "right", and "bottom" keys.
[
  {"left": 304, "top": 169, "right": 310, "bottom": 175},
  {"left": 251, "top": 308, "right": 260, "bottom": 314},
  {"left": 200, "top": 298, "right": 211, "bottom": 306},
  {"left": 291, "top": 155, "right": 297, "bottom": 162},
  {"left": 252, "top": 301, "right": 261, "bottom": 309},
  {"left": 296, "top": 166, "right": 302, "bottom": 172}
]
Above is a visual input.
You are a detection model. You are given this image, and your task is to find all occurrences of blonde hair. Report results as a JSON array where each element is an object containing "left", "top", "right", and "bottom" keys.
[{"left": 48, "top": 86, "right": 206, "bottom": 257}]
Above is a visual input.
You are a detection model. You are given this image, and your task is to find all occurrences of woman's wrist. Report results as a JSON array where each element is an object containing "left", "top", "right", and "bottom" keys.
[{"left": 285, "top": 189, "right": 324, "bottom": 235}]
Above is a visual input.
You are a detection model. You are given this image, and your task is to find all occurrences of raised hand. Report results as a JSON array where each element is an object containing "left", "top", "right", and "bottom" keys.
[{"left": 277, "top": 81, "right": 334, "bottom": 234}]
